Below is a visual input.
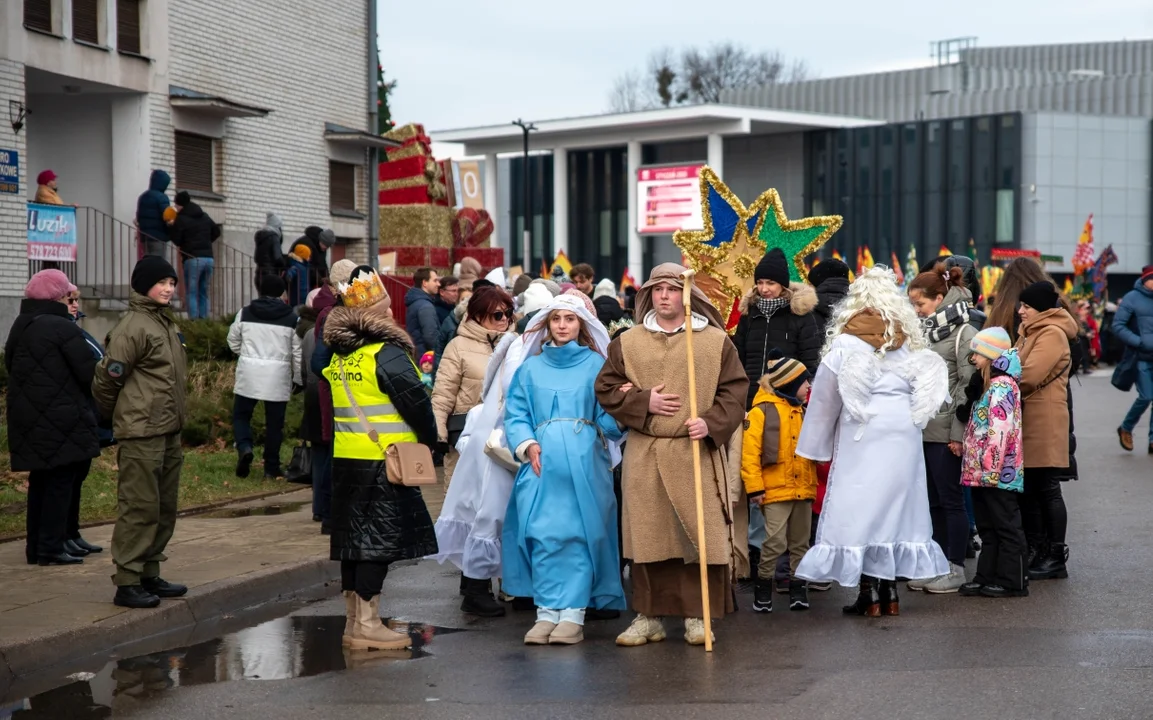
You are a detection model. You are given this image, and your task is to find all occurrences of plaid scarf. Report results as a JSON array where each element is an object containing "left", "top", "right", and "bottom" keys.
[
  {"left": 923, "top": 301, "right": 970, "bottom": 343},
  {"left": 755, "top": 296, "right": 790, "bottom": 318}
]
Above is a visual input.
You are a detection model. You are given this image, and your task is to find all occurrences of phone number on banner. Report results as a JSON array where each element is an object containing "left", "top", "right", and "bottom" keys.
[{"left": 28, "top": 243, "right": 77, "bottom": 262}]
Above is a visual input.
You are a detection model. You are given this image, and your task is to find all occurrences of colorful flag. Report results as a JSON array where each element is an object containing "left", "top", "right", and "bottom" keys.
[
  {"left": 540, "top": 259, "right": 550, "bottom": 278},
  {"left": 1062, "top": 276, "right": 1074, "bottom": 295},
  {"left": 967, "top": 237, "right": 978, "bottom": 261},
  {"left": 861, "top": 246, "right": 875, "bottom": 270},
  {"left": 831, "top": 250, "right": 843, "bottom": 261},
  {"left": 891, "top": 252, "right": 904, "bottom": 286},
  {"left": 1072, "top": 214, "right": 1095, "bottom": 274},
  {"left": 856, "top": 247, "right": 864, "bottom": 276},
  {"left": 981, "top": 266, "right": 1004, "bottom": 299},
  {"left": 620, "top": 268, "right": 638, "bottom": 292},
  {"left": 1090, "top": 245, "right": 1118, "bottom": 300},
  {"left": 550, "top": 249, "right": 573, "bottom": 276},
  {"left": 905, "top": 244, "right": 919, "bottom": 283}
]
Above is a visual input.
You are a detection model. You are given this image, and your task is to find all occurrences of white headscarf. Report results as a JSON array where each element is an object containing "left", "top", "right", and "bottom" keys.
[{"left": 520, "top": 291, "right": 611, "bottom": 359}]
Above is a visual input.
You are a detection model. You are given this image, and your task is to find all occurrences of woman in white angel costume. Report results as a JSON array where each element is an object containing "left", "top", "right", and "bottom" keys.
[
  {"left": 795, "top": 266, "right": 951, "bottom": 618},
  {"left": 431, "top": 292, "right": 622, "bottom": 616}
]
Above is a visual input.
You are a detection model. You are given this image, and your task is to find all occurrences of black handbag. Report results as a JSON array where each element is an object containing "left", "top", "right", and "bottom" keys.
[
  {"left": 1112, "top": 349, "right": 1139, "bottom": 392},
  {"left": 446, "top": 413, "right": 468, "bottom": 448},
  {"left": 286, "top": 442, "right": 312, "bottom": 484}
]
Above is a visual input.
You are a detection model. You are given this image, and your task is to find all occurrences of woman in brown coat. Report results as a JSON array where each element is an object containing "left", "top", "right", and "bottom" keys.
[
  {"left": 1015, "top": 281, "right": 1079, "bottom": 581},
  {"left": 431, "top": 285, "right": 515, "bottom": 486}
]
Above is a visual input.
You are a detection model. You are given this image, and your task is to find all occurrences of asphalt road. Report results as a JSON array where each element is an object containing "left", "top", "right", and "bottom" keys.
[{"left": 14, "top": 374, "right": 1153, "bottom": 720}]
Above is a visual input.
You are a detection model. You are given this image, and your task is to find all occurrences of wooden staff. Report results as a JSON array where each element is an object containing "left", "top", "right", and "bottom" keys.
[{"left": 680, "top": 269, "right": 712, "bottom": 652}]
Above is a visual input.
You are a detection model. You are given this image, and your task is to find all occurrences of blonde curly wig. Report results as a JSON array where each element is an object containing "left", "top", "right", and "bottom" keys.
[{"left": 823, "top": 265, "right": 928, "bottom": 356}]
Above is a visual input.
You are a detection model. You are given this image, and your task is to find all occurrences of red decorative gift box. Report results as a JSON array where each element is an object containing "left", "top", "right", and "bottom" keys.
[
  {"left": 378, "top": 156, "right": 435, "bottom": 182},
  {"left": 379, "top": 186, "right": 434, "bottom": 205},
  {"left": 452, "top": 247, "right": 504, "bottom": 270},
  {"left": 380, "top": 245, "right": 452, "bottom": 268}
]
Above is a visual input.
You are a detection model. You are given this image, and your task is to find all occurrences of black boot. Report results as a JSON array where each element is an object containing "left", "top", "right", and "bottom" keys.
[
  {"left": 142, "top": 577, "right": 188, "bottom": 597},
  {"left": 63, "top": 539, "right": 89, "bottom": 557},
  {"left": 114, "top": 585, "right": 161, "bottom": 609},
  {"left": 1027, "top": 543, "right": 1069, "bottom": 580},
  {"left": 752, "top": 576, "right": 773, "bottom": 613},
  {"left": 459, "top": 573, "right": 467, "bottom": 596},
  {"left": 843, "top": 576, "right": 881, "bottom": 617},
  {"left": 72, "top": 537, "right": 103, "bottom": 553},
  {"left": 878, "top": 579, "right": 900, "bottom": 616},
  {"left": 1026, "top": 542, "right": 1045, "bottom": 572},
  {"left": 460, "top": 577, "right": 506, "bottom": 617},
  {"left": 38, "top": 552, "right": 83, "bottom": 566},
  {"left": 788, "top": 579, "right": 809, "bottom": 611}
]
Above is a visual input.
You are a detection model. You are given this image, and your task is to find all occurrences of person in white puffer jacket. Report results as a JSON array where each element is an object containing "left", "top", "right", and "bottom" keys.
[{"left": 228, "top": 274, "right": 302, "bottom": 479}]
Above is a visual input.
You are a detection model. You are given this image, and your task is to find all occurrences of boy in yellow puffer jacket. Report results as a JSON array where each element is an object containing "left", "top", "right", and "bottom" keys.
[{"left": 742, "top": 349, "right": 817, "bottom": 614}]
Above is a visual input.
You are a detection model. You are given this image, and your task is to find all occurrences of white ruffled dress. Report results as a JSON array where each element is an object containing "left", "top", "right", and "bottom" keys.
[{"left": 795, "top": 334, "right": 951, "bottom": 586}]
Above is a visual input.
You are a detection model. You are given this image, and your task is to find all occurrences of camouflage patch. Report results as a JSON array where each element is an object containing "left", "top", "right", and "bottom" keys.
[
  {"left": 106, "top": 361, "right": 125, "bottom": 378},
  {"left": 743, "top": 419, "right": 751, "bottom": 431}
]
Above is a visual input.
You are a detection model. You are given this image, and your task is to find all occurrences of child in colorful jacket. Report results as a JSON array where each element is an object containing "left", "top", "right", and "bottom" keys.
[{"left": 956, "top": 327, "right": 1027, "bottom": 599}]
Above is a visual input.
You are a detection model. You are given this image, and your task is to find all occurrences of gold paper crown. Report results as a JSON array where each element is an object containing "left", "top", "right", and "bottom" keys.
[{"left": 338, "top": 273, "right": 388, "bottom": 309}]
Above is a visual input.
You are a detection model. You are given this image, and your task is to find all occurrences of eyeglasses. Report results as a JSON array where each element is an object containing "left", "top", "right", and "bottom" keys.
[
  {"left": 63, "top": 296, "right": 79, "bottom": 304},
  {"left": 490, "top": 311, "right": 511, "bottom": 322}
]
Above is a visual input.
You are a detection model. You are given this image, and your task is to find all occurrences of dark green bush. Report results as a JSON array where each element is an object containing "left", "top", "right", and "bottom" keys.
[
  {"left": 177, "top": 318, "right": 236, "bottom": 362},
  {"left": 182, "top": 361, "right": 304, "bottom": 448}
]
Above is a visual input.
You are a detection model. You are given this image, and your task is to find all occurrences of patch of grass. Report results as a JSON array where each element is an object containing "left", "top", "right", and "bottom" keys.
[{"left": 0, "top": 438, "right": 303, "bottom": 537}]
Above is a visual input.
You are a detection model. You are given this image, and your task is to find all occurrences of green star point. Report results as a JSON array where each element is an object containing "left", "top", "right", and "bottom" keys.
[{"left": 756, "top": 189, "right": 843, "bottom": 283}]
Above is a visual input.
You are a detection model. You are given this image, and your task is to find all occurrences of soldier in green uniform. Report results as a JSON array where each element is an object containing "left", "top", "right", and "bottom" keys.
[{"left": 93, "top": 255, "right": 188, "bottom": 609}]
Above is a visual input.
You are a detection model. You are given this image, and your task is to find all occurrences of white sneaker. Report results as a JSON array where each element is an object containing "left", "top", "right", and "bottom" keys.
[
  {"left": 907, "top": 576, "right": 933, "bottom": 592},
  {"left": 683, "top": 617, "right": 715, "bottom": 646},
  {"left": 615, "top": 614, "right": 666, "bottom": 647},
  {"left": 923, "top": 564, "right": 966, "bottom": 594}
]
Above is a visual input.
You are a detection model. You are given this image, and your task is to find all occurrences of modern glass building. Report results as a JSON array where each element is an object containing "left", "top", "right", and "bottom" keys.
[{"left": 439, "top": 39, "right": 1153, "bottom": 284}]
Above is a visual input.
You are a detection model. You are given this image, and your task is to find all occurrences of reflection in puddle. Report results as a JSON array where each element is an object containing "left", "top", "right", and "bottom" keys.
[
  {"left": 197, "top": 502, "right": 309, "bottom": 519},
  {"left": 4, "top": 616, "right": 461, "bottom": 718}
]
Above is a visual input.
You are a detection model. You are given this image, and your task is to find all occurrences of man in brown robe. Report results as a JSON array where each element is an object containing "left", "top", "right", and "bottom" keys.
[{"left": 595, "top": 263, "right": 748, "bottom": 647}]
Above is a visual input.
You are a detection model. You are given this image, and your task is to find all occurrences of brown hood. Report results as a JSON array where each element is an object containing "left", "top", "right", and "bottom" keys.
[
  {"left": 634, "top": 262, "right": 725, "bottom": 330},
  {"left": 738, "top": 282, "right": 818, "bottom": 316},
  {"left": 843, "top": 309, "right": 907, "bottom": 351},
  {"left": 323, "top": 305, "right": 415, "bottom": 356},
  {"left": 457, "top": 318, "right": 506, "bottom": 348},
  {"left": 1020, "top": 307, "right": 1079, "bottom": 341}
]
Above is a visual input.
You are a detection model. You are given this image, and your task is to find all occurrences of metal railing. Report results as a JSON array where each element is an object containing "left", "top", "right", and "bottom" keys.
[
  {"left": 27, "top": 206, "right": 257, "bottom": 320},
  {"left": 381, "top": 274, "right": 413, "bottom": 326}
]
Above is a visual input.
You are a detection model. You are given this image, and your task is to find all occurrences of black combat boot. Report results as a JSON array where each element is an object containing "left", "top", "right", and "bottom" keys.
[
  {"left": 460, "top": 577, "right": 506, "bottom": 617},
  {"left": 842, "top": 576, "right": 881, "bottom": 617},
  {"left": 1027, "top": 543, "right": 1069, "bottom": 580},
  {"left": 788, "top": 579, "right": 809, "bottom": 611}
]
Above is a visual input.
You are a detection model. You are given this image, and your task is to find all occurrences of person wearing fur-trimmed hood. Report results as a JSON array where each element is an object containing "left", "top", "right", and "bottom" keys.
[
  {"left": 733, "top": 248, "right": 821, "bottom": 409},
  {"left": 794, "top": 266, "right": 951, "bottom": 618}
]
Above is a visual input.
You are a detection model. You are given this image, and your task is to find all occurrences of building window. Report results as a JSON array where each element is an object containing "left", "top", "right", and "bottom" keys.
[
  {"left": 329, "top": 161, "right": 357, "bottom": 211},
  {"left": 175, "top": 132, "right": 214, "bottom": 192},
  {"left": 116, "top": 0, "right": 140, "bottom": 54},
  {"left": 24, "top": 0, "right": 54, "bottom": 33},
  {"left": 72, "top": 0, "right": 100, "bottom": 44}
]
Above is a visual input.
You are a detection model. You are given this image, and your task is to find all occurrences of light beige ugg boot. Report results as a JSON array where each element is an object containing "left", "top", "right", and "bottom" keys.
[
  {"left": 350, "top": 594, "right": 410, "bottom": 651},
  {"left": 341, "top": 591, "right": 356, "bottom": 647}
]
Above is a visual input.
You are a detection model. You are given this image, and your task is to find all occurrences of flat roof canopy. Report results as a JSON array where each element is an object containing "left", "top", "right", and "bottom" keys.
[{"left": 434, "top": 104, "right": 880, "bottom": 155}]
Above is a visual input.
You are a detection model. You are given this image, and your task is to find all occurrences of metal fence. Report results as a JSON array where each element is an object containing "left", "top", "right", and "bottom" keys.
[{"left": 27, "top": 206, "right": 257, "bottom": 320}]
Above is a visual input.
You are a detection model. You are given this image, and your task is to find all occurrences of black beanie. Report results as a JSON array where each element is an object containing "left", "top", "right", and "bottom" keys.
[
  {"left": 754, "top": 248, "right": 790, "bottom": 287},
  {"left": 258, "top": 273, "right": 286, "bottom": 298},
  {"left": 808, "top": 258, "right": 850, "bottom": 287},
  {"left": 174, "top": 190, "right": 191, "bottom": 206},
  {"left": 1019, "top": 281, "right": 1059, "bottom": 311},
  {"left": 131, "top": 255, "right": 178, "bottom": 296}
]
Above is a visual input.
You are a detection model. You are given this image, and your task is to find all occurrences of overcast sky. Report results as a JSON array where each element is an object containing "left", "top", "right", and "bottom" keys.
[{"left": 380, "top": 0, "right": 1153, "bottom": 134}]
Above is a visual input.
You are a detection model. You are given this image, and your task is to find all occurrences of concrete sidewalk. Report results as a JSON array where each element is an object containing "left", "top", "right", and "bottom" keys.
[{"left": 0, "top": 478, "right": 448, "bottom": 695}]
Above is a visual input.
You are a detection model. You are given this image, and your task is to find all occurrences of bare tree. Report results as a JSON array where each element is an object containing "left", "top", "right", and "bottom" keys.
[
  {"left": 608, "top": 71, "right": 649, "bottom": 113},
  {"left": 609, "top": 43, "right": 812, "bottom": 109}
]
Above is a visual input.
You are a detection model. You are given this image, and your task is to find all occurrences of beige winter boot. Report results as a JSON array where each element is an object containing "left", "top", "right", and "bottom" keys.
[
  {"left": 341, "top": 591, "right": 356, "bottom": 647},
  {"left": 350, "top": 594, "right": 411, "bottom": 651},
  {"left": 684, "top": 617, "right": 715, "bottom": 646}
]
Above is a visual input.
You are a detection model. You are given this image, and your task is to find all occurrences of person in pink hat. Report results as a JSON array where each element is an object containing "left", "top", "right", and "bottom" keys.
[
  {"left": 5, "top": 270, "right": 100, "bottom": 566},
  {"left": 34, "top": 170, "right": 64, "bottom": 205}
]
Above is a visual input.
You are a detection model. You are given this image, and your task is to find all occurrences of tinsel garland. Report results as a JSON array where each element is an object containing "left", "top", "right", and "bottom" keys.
[
  {"left": 386, "top": 143, "right": 431, "bottom": 162},
  {"left": 379, "top": 205, "right": 454, "bottom": 248},
  {"left": 383, "top": 123, "right": 427, "bottom": 143}
]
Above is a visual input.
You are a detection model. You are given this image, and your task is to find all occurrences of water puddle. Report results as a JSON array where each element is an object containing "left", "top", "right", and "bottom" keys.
[
  {"left": 197, "top": 501, "right": 309, "bottom": 519},
  {"left": 4, "top": 615, "right": 462, "bottom": 718}
]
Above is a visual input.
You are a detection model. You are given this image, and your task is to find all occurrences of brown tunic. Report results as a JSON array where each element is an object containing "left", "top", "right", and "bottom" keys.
[{"left": 596, "top": 322, "right": 748, "bottom": 618}]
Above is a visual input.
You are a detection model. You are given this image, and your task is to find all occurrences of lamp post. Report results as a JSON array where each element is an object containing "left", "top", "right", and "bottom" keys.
[{"left": 512, "top": 119, "right": 536, "bottom": 271}]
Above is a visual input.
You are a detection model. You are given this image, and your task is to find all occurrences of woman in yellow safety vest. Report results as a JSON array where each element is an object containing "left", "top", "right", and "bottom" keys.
[{"left": 322, "top": 265, "right": 438, "bottom": 651}]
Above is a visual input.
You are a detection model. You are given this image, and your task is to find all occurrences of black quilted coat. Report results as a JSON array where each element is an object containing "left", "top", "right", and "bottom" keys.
[
  {"left": 4, "top": 299, "right": 100, "bottom": 471},
  {"left": 322, "top": 306, "right": 438, "bottom": 563},
  {"left": 732, "top": 284, "right": 822, "bottom": 409}
]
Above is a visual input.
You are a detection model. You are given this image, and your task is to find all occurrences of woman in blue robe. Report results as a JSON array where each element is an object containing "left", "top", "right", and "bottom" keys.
[{"left": 502, "top": 291, "right": 626, "bottom": 646}]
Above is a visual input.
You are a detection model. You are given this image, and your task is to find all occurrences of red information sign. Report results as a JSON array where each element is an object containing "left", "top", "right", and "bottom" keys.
[{"left": 636, "top": 164, "right": 704, "bottom": 235}]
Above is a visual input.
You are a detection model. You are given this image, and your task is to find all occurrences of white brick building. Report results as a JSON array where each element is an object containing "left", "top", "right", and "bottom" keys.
[{"left": 0, "top": 0, "right": 384, "bottom": 340}]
